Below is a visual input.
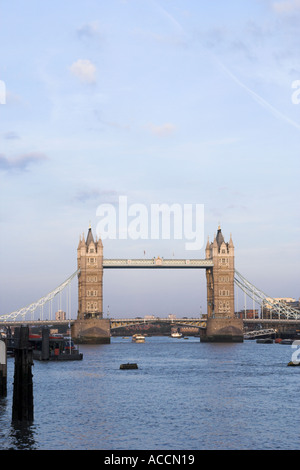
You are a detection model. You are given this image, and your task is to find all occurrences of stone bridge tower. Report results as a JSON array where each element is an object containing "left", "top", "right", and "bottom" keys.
[
  {"left": 205, "top": 226, "right": 235, "bottom": 318},
  {"left": 77, "top": 225, "right": 103, "bottom": 320},
  {"left": 71, "top": 225, "right": 110, "bottom": 344},
  {"left": 202, "top": 226, "right": 243, "bottom": 342}
]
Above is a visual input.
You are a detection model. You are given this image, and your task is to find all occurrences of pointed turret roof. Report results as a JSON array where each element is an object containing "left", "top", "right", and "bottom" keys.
[
  {"left": 212, "top": 234, "right": 217, "bottom": 247},
  {"left": 216, "top": 225, "right": 225, "bottom": 247},
  {"left": 206, "top": 236, "right": 210, "bottom": 250},
  {"left": 86, "top": 224, "right": 95, "bottom": 247},
  {"left": 78, "top": 234, "right": 85, "bottom": 249}
]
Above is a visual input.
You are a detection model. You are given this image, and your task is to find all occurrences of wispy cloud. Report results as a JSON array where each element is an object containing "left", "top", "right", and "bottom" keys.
[
  {"left": 77, "top": 21, "right": 102, "bottom": 40},
  {"left": 70, "top": 59, "right": 97, "bottom": 84},
  {"left": 273, "top": 0, "right": 300, "bottom": 13},
  {"left": 76, "top": 21, "right": 105, "bottom": 47},
  {"left": 2, "top": 131, "right": 20, "bottom": 140},
  {"left": 0, "top": 152, "right": 48, "bottom": 172},
  {"left": 146, "top": 122, "right": 177, "bottom": 137},
  {"left": 74, "top": 189, "right": 119, "bottom": 204},
  {"left": 5, "top": 90, "right": 24, "bottom": 105}
]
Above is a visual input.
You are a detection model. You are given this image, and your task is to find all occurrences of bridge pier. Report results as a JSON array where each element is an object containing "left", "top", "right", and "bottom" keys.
[
  {"left": 71, "top": 318, "right": 110, "bottom": 344},
  {"left": 200, "top": 317, "right": 243, "bottom": 342}
]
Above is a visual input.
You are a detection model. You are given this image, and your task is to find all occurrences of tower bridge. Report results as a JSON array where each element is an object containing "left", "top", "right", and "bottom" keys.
[
  {"left": 73, "top": 224, "right": 243, "bottom": 342},
  {"left": 1, "top": 225, "right": 299, "bottom": 343}
]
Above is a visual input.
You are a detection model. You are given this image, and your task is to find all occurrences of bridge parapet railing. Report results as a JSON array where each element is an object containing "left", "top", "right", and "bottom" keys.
[{"left": 103, "top": 258, "right": 214, "bottom": 268}]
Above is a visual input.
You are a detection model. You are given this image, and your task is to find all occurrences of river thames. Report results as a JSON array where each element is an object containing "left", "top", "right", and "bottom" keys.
[{"left": 0, "top": 336, "right": 299, "bottom": 450}]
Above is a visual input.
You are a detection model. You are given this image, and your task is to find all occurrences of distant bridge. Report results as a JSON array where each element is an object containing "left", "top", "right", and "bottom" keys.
[{"left": 110, "top": 317, "right": 206, "bottom": 329}]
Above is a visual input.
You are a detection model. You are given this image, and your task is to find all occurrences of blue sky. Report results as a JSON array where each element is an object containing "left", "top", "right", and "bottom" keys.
[{"left": 0, "top": 0, "right": 299, "bottom": 317}]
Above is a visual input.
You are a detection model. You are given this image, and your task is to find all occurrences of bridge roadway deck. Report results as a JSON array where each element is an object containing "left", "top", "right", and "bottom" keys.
[
  {"left": 0, "top": 318, "right": 207, "bottom": 328},
  {"left": 102, "top": 258, "right": 214, "bottom": 268},
  {"left": 1, "top": 317, "right": 300, "bottom": 328}
]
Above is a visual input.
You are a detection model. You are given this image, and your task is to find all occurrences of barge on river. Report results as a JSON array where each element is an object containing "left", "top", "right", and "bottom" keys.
[{"left": 29, "top": 331, "right": 83, "bottom": 361}]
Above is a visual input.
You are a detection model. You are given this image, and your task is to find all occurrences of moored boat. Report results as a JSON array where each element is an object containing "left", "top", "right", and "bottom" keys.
[
  {"left": 171, "top": 331, "right": 182, "bottom": 338},
  {"left": 287, "top": 361, "right": 300, "bottom": 366},
  {"left": 132, "top": 334, "right": 145, "bottom": 343},
  {"left": 280, "top": 339, "right": 294, "bottom": 345},
  {"left": 256, "top": 338, "right": 273, "bottom": 343},
  {"left": 120, "top": 363, "right": 138, "bottom": 369}
]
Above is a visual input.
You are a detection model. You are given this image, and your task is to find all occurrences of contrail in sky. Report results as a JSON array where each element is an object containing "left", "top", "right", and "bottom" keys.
[
  {"left": 216, "top": 60, "right": 300, "bottom": 132},
  {"left": 152, "top": 0, "right": 300, "bottom": 132},
  {"left": 151, "top": 0, "right": 185, "bottom": 34}
]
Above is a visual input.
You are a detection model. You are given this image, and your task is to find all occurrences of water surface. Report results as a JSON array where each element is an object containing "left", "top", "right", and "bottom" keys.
[{"left": 0, "top": 336, "right": 299, "bottom": 450}]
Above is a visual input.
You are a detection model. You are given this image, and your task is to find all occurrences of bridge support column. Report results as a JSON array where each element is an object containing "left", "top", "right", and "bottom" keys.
[{"left": 71, "top": 318, "right": 110, "bottom": 344}]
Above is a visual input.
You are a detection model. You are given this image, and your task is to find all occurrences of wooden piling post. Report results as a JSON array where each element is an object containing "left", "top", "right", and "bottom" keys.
[
  {"left": 12, "top": 326, "right": 34, "bottom": 423},
  {"left": 41, "top": 327, "right": 50, "bottom": 361},
  {"left": 0, "top": 340, "right": 7, "bottom": 397}
]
